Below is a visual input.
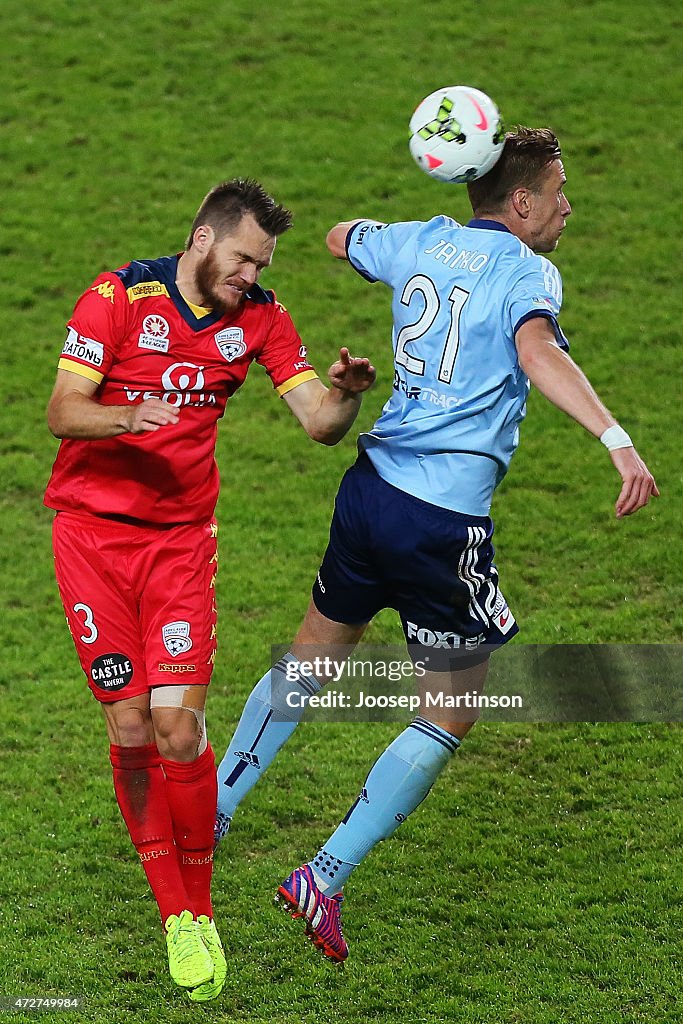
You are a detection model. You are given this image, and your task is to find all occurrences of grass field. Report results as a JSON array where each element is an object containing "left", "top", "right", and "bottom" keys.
[{"left": 1, "top": 0, "right": 681, "bottom": 1021}]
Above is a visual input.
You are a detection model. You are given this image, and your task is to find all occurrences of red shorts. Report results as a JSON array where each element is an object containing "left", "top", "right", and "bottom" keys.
[{"left": 52, "top": 511, "right": 218, "bottom": 703}]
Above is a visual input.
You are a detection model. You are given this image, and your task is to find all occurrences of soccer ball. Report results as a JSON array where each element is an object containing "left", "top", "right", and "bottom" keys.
[{"left": 409, "top": 85, "right": 505, "bottom": 184}]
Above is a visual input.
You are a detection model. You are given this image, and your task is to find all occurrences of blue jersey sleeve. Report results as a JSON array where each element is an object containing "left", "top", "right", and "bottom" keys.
[
  {"left": 507, "top": 257, "right": 569, "bottom": 350},
  {"left": 345, "top": 220, "right": 422, "bottom": 285}
]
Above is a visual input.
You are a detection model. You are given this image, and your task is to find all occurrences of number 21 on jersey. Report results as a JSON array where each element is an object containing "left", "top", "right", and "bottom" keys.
[{"left": 395, "top": 274, "right": 470, "bottom": 385}]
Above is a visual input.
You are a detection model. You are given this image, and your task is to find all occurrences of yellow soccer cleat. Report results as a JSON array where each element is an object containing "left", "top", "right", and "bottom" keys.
[
  {"left": 188, "top": 916, "right": 227, "bottom": 1003},
  {"left": 164, "top": 909, "right": 214, "bottom": 988}
]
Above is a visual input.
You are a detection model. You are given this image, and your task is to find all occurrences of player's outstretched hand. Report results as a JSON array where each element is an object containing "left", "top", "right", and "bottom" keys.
[
  {"left": 328, "top": 347, "right": 376, "bottom": 394},
  {"left": 127, "top": 398, "right": 180, "bottom": 434},
  {"left": 610, "top": 446, "right": 659, "bottom": 518}
]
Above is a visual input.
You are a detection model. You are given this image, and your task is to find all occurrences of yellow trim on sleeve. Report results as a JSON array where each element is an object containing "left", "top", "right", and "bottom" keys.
[
  {"left": 57, "top": 358, "right": 105, "bottom": 384},
  {"left": 276, "top": 369, "right": 319, "bottom": 397}
]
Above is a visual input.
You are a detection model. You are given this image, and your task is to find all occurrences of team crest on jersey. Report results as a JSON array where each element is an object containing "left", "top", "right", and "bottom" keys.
[
  {"left": 138, "top": 313, "right": 170, "bottom": 352},
  {"left": 214, "top": 327, "right": 247, "bottom": 362},
  {"left": 162, "top": 620, "right": 193, "bottom": 657}
]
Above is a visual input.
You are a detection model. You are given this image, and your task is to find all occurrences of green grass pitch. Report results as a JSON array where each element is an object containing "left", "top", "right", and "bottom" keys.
[{"left": 0, "top": 1, "right": 681, "bottom": 1021}]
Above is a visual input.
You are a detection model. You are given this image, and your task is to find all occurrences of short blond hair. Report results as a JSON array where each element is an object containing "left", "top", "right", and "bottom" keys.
[{"left": 467, "top": 127, "right": 562, "bottom": 214}]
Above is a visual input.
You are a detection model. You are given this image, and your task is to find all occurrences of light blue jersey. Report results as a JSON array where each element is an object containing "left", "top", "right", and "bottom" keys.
[{"left": 347, "top": 217, "right": 568, "bottom": 516}]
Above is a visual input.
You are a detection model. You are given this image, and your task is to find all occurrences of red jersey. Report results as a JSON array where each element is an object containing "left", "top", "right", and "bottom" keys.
[{"left": 44, "top": 255, "right": 317, "bottom": 524}]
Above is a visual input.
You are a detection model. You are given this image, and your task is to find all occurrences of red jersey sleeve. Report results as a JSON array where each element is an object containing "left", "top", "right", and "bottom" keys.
[
  {"left": 256, "top": 295, "right": 318, "bottom": 397},
  {"left": 57, "top": 271, "right": 130, "bottom": 384}
]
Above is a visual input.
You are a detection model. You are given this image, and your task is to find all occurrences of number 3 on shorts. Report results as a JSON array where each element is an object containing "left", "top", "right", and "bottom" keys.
[{"left": 73, "top": 602, "right": 99, "bottom": 644}]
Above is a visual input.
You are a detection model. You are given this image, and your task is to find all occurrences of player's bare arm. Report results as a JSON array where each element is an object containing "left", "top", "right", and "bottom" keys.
[
  {"left": 47, "top": 368, "right": 179, "bottom": 440},
  {"left": 326, "top": 221, "right": 384, "bottom": 259},
  {"left": 515, "top": 316, "right": 659, "bottom": 518},
  {"left": 283, "top": 347, "right": 376, "bottom": 445}
]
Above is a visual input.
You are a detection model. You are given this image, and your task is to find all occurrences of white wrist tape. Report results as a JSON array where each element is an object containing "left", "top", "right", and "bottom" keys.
[{"left": 600, "top": 425, "right": 633, "bottom": 450}]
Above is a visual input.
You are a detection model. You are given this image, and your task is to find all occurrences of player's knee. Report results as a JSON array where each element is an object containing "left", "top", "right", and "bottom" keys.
[
  {"left": 150, "top": 686, "right": 206, "bottom": 761},
  {"left": 106, "top": 706, "right": 154, "bottom": 748},
  {"left": 151, "top": 707, "right": 202, "bottom": 761}
]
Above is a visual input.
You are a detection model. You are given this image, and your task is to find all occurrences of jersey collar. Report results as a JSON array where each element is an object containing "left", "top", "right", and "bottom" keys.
[
  {"left": 467, "top": 218, "right": 512, "bottom": 233},
  {"left": 157, "top": 255, "right": 223, "bottom": 331}
]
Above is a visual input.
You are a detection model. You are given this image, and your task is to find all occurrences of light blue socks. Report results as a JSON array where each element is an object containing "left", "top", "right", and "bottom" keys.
[{"left": 309, "top": 717, "right": 460, "bottom": 895}]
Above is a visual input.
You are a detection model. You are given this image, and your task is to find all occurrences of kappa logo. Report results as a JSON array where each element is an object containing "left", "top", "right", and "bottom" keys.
[
  {"left": 128, "top": 282, "right": 168, "bottom": 302},
  {"left": 214, "top": 327, "right": 247, "bottom": 362},
  {"left": 162, "top": 621, "right": 193, "bottom": 657},
  {"left": 91, "top": 281, "right": 116, "bottom": 303},
  {"left": 139, "top": 848, "right": 169, "bottom": 862},
  {"left": 181, "top": 853, "right": 213, "bottom": 866}
]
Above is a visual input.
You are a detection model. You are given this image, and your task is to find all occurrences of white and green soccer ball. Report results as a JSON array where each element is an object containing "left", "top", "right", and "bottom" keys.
[{"left": 409, "top": 85, "right": 505, "bottom": 183}]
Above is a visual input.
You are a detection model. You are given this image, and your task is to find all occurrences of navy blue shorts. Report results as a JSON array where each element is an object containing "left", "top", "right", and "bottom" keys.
[{"left": 312, "top": 454, "right": 519, "bottom": 667}]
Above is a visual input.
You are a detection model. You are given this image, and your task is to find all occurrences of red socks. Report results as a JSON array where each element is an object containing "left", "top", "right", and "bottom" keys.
[
  {"left": 110, "top": 743, "right": 190, "bottom": 922},
  {"left": 161, "top": 744, "right": 217, "bottom": 919},
  {"left": 110, "top": 742, "right": 217, "bottom": 921}
]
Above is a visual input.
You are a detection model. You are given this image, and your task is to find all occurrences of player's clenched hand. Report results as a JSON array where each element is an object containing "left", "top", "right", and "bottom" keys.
[
  {"left": 127, "top": 398, "right": 180, "bottom": 434},
  {"left": 328, "top": 347, "right": 376, "bottom": 394},
  {"left": 610, "top": 446, "right": 659, "bottom": 518}
]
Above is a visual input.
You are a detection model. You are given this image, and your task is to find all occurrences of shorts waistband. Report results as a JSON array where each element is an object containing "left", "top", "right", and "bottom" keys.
[
  {"left": 353, "top": 452, "right": 491, "bottom": 527},
  {"left": 54, "top": 510, "right": 210, "bottom": 532}
]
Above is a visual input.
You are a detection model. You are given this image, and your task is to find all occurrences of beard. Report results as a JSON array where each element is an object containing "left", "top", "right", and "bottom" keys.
[{"left": 193, "top": 247, "right": 245, "bottom": 315}]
